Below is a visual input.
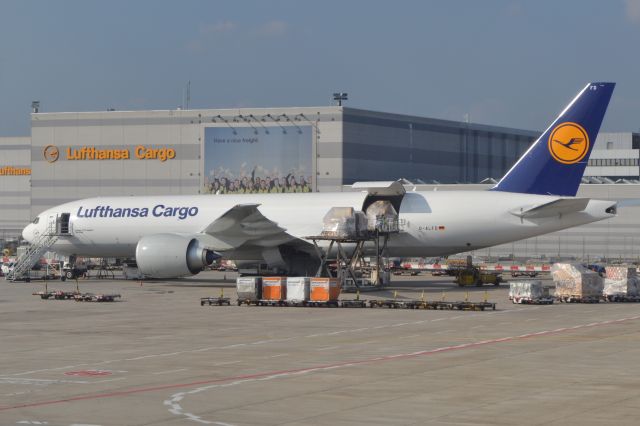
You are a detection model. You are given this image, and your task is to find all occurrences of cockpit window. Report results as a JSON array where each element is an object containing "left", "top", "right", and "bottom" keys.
[{"left": 32, "top": 217, "right": 39, "bottom": 224}]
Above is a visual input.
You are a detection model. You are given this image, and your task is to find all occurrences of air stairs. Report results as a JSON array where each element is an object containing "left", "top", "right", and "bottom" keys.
[{"left": 6, "top": 224, "right": 59, "bottom": 282}]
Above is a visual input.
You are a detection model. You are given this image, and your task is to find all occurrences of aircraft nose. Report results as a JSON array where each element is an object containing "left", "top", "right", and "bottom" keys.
[{"left": 22, "top": 224, "right": 34, "bottom": 243}]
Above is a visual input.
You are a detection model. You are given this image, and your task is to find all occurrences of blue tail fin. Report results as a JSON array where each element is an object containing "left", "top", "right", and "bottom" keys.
[{"left": 492, "top": 82, "right": 615, "bottom": 196}]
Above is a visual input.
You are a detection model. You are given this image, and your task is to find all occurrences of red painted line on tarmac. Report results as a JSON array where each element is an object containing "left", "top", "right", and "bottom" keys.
[{"left": 1, "top": 314, "right": 639, "bottom": 412}]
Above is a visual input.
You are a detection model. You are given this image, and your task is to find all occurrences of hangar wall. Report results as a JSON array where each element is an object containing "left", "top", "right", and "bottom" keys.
[
  {"left": 342, "top": 109, "right": 537, "bottom": 184},
  {"left": 0, "top": 137, "right": 31, "bottom": 241}
]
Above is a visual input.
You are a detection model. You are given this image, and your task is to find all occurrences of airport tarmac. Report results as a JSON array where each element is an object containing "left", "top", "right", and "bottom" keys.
[{"left": 1, "top": 271, "right": 640, "bottom": 426}]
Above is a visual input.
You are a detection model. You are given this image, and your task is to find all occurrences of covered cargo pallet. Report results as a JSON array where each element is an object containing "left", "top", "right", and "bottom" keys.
[
  {"left": 236, "top": 277, "right": 262, "bottom": 302},
  {"left": 603, "top": 277, "right": 639, "bottom": 296},
  {"left": 552, "top": 263, "right": 603, "bottom": 302},
  {"left": 321, "top": 207, "right": 357, "bottom": 238},
  {"left": 603, "top": 266, "right": 638, "bottom": 299},
  {"left": 508, "top": 280, "right": 551, "bottom": 304},
  {"left": 310, "top": 277, "right": 341, "bottom": 302},
  {"left": 262, "top": 277, "right": 286, "bottom": 301},
  {"left": 365, "top": 200, "right": 399, "bottom": 233},
  {"left": 286, "top": 277, "right": 310, "bottom": 303},
  {"left": 605, "top": 266, "right": 637, "bottom": 280}
]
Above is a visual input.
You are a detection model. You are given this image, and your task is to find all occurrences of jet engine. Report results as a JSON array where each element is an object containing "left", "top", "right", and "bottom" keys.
[{"left": 135, "top": 233, "right": 218, "bottom": 278}]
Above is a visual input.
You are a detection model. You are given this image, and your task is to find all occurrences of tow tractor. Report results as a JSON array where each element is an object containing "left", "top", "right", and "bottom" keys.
[{"left": 452, "top": 257, "right": 502, "bottom": 287}]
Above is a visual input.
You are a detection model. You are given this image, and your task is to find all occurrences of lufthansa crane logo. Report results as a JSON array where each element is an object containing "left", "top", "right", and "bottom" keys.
[
  {"left": 43, "top": 145, "right": 60, "bottom": 163},
  {"left": 548, "top": 122, "right": 589, "bottom": 164}
]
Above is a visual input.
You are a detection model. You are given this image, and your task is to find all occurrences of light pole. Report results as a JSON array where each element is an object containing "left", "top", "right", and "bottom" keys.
[{"left": 333, "top": 92, "right": 348, "bottom": 106}]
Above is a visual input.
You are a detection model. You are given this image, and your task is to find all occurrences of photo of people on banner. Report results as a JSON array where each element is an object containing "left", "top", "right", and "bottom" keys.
[{"left": 203, "top": 125, "right": 313, "bottom": 194}]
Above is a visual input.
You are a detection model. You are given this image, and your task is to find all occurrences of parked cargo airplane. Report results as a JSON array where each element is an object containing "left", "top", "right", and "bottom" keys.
[{"left": 22, "top": 83, "right": 617, "bottom": 278}]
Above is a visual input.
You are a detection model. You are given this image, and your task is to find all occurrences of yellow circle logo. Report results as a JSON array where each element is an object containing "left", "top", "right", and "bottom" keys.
[
  {"left": 43, "top": 145, "right": 60, "bottom": 163},
  {"left": 548, "top": 122, "right": 589, "bottom": 164}
]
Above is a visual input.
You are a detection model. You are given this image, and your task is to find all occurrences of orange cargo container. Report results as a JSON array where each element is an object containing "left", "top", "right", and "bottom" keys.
[
  {"left": 310, "top": 277, "right": 341, "bottom": 301},
  {"left": 262, "top": 277, "right": 286, "bottom": 300}
]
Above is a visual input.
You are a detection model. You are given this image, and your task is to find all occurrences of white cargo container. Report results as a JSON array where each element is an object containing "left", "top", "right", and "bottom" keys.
[
  {"left": 236, "top": 277, "right": 262, "bottom": 301},
  {"left": 286, "top": 277, "right": 311, "bottom": 302}
]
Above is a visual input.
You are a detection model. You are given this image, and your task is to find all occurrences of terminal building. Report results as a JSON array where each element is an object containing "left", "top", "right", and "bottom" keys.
[{"left": 1, "top": 104, "right": 639, "bottom": 261}]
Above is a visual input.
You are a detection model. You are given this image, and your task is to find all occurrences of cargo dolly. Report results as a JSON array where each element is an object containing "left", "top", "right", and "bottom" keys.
[
  {"left": 200, "top": 296, "right": 231, "bottom": 306},
  {"left": 32, "top": 291, "right": 121, "bottom": 302},
  {"left": 556, "top": 295, "right": 600, "bottom": 303},
  {"left": 602, "top": 294, "right": 640, "bottom": 303},
  {"left": 338, "top": 299, "right": 367, "bottom": 308},
  {"left": 74, "top": 293, "right": 121, "bottom": 302},
  {"left": 305, "top": 300, "right": 340, "bottom": 307},
  {"left": 511, "top": 296, "right": 555, "bottom": 305},
  {"left": 257, "top": 299, "right": 288, "bottom": 307},
  {"left": 237, "top": 298, "right": 260, "bottom": 306},
  {"left": 33, "top": 290, "right": 79, "bottom": 300},
  {"left": 367, "top": 299, "right": 496, "bottom": 311}
]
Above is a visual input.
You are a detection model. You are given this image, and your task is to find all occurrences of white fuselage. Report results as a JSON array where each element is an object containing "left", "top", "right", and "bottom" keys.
[{"left": 23, "top": 190, "right": 615, "bottom": 261}]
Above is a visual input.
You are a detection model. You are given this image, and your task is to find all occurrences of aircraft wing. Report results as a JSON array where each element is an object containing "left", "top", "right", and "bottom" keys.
[
  {"left": 510, "top": 198, "right": 591, "bottom": 219},
  {"left": 198, "top": 203, "right": 310, "bottom": 251}
]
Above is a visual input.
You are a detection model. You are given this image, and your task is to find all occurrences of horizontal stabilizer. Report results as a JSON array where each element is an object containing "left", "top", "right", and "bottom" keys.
[
  {"left": 510, "top": 198, "right": 590, "bottom": 218},
  {"left": 617, "top": 198, "right": 640, "bottom": 208}
]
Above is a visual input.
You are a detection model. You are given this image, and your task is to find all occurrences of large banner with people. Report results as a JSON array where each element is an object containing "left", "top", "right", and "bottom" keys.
[{"left": 203, "top": 125, "right": 313, "bottom": 194}]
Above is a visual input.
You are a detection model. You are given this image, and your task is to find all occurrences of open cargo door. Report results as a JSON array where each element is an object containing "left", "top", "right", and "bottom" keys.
[{"left": 351, "top": 180, "right": 406, "bottom": 213}]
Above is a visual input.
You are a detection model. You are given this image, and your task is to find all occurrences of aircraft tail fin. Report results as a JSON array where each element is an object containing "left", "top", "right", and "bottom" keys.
[{"left": 492, "top": 82, "right": 615, "bottom": 196}]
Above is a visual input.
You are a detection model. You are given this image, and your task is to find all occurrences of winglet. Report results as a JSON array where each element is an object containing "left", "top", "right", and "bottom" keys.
[{"left": 492, "top": 82, "right": 615, "bottom": 196}]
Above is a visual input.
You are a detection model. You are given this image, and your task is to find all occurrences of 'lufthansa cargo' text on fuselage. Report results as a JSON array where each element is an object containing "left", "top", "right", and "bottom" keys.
[{"left": 76, "top": 205, "right": 198, "bottom": 220}]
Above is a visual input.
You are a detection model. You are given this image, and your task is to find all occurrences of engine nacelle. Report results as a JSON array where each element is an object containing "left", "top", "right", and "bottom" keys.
[{"left": 135, "top": 233, "right": 218, "bottom": 278}]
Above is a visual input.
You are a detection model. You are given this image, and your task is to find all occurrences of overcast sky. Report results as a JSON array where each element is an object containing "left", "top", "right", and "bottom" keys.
[{"left": 1, "top": 0, "right": 639, "bottom": 136}]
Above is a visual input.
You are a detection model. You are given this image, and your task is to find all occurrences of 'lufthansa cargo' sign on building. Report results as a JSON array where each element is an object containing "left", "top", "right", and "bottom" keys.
[
  {"left": 0, "top": 166, "right": 31, "bottom": 175},
  {"left": 43, "top": 145, "right": 176, "bottom": 163}
]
